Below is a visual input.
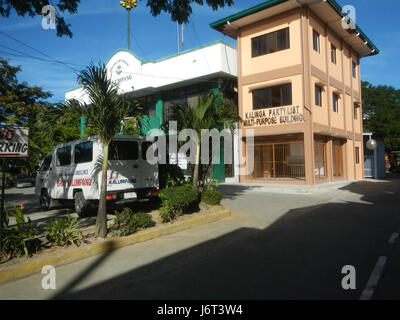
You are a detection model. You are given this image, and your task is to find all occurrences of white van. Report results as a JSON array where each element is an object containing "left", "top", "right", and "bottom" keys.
[{"left": 35, "top": 135, "right": 159, "bottom": 217}]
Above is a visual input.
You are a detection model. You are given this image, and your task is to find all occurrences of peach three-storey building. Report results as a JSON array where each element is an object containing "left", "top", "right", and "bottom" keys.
[{"left": 211, "top": 0, "right": 379, "bottom": 185}]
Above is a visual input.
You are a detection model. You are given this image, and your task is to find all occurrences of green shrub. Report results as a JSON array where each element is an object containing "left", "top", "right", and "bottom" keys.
[
  {"left": 159, "top": 205, "right": 174, "bottom": 223},
  {"left": 111, "top": 207, "right": 136, "bottom": 237},
  {"left": 132, "top": 211, "right": 155, "bottom": 229},
  {"left": 201, "top": 189, "right": 223, "bottom": 205},
  {"left": 158, "top": 184, "right": 198, "bottom": 222},
  {"left": 1, "top": 207, "right": 40, "bottom": 258},
  {"left": 44, "top": 215, "right": 81, "bottom": 246},
  {"left": 111, "top": 208, "right": 155, "bottom": 237},
  {"left": 158, "top": 164, "right": 185, "bottom": 189}
]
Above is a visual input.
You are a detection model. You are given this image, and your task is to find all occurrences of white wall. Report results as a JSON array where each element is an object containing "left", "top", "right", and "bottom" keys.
[{"left": 65, "top": 41, "right": 237, "bottom": 103}]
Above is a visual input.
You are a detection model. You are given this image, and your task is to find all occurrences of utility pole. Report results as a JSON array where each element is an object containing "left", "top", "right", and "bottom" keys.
[
  {"left": 177, "top": 23, "right": 184, "bottom": 52},
  {"left": 177, "top": 22, "right": 180, "bottom": 53},
  {"left": 120, "top": 0, "right": 137, "bottom": 50}
]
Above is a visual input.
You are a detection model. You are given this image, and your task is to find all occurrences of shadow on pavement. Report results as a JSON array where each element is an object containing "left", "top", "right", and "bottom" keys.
[
  {"left": 215, "top": 184, "right": 262, "bottom": 200},
  {"left": 51, "top": 240, "right": 118, "bottom": 300},
  {"left": 50, "top": 174, "right": 400, "bottom": 299}
]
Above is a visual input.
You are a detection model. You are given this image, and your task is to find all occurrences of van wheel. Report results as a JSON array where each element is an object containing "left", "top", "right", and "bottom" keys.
[
  {"left": 74, "top": 191, "right": 89, "bottom": 217},
  {"left": 40, "top": 189, "right": 54, "bottom": 211}
]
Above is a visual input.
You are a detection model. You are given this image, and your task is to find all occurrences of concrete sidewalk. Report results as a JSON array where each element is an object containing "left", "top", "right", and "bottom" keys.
[{"left": 218, "top": 180, "right": 353, "bottom": 195}]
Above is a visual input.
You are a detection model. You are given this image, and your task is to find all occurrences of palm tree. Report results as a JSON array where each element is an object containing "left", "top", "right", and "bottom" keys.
[
  {"left": 49, "top": 62, "right": 141, "bottom": 238},
  {"left": 172, "top": 92, "right": 239, "bottom": 193}
]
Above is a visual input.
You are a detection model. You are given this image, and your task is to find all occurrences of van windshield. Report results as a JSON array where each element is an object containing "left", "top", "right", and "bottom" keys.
[
  {"left": 109, "top": 140, "right": 138, "bottom": 160},
  {"left": 40, "top": 155, "right": 52, "bottom": 171}
]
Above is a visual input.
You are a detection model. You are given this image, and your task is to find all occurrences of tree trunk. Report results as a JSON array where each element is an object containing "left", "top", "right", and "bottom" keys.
[
  {"left": 192, "top": 143, "right": 200, "bottom": 193},
  {"left": 95, "top": 142, "right": 109, "bottom": 238}
]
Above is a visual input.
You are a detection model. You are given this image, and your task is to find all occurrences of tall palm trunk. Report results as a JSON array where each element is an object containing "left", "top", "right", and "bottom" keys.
[
  {"left": 95, "top": 142, "right": 109, "bottom": 238},
  {"left": 192, "top": 142, "right": 200, "bottom": 193}
]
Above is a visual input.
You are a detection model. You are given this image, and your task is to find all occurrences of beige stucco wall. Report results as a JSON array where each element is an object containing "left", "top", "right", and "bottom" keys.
[
  {"left": 311, "top": 75, "right": 328, "bottom": 126},
  {"left": 241, "top": 74, "right": 304, "bottom": 132},
  {"left": 354, "top": 140, "right": 363, "bottom": 180},
  {"left": 329, "top": 84, "right": 345, "bottom": 131},
  {"left": 239, "top": 10, "right": 302, "bottom": 77},
  {"left": 345, "top": 94, "right": 353, "bottom": 131},
  {"left": 346, "top": 139, "right": 355, "bottom": 180},
  {"left": 351, "top": 54, "right": 361, "bottom": 93},
  {"left": 308, "top": 15, "right": 326, "bottom": 73},
  {"left": 236, "top": 6, "right": 365, "bottom": 184},
  {"left": 327, "top": 31, "right": 343, "bottom": 81},
  {"left": 354, "top": 101, "right": 362, "bottom": 135},
  {"left": 343, "top": 46, "right": 352, "bottom": 87}
]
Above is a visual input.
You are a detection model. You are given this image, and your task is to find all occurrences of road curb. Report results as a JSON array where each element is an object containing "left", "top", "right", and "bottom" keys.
[{"left": 0, "top": 206, "right": 231, "bottom": 285}]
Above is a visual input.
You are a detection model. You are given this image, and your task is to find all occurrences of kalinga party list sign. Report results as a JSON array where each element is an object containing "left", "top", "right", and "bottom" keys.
[
  {"left": 0, "top": 126, "right": 29, "bottom": 157},
  {"left": 243, "top": 105, "right": 304, "bottom": 127}
]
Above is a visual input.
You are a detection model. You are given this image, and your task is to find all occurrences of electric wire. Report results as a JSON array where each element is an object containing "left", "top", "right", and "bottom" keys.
[
  {"left": 132, "top": 32, "right": 150, "bottom": 61},
  {"left": 0, "top": 44, "right": 85, "bottom": 69},
  {"left": 0, "top": 30, "right": 79, "bottom": 72},
  {"left": 189, "top": 16, "right": 211, "bottom": 74},
  {"left": 190, "top": 16, "right": 232, "bottom": 93},
  {"left": 0, "top": 32, "right": 223, "bottom": 95}
]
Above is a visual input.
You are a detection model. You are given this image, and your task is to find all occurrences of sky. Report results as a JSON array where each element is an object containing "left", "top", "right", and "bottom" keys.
[{"left": 0, "top": 0, "right": 399, "bottom": 103}]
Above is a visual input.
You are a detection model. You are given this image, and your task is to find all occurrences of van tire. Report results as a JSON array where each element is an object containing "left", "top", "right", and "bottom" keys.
[
  {"left": 74, "top": 191, "right": 89, "bottom": 218},
  {"left": 40, "top": 189, "right": 54, "bottom": 211}
]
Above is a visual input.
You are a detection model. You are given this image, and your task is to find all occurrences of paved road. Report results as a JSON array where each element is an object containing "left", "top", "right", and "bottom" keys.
[
  {"left": 3, "top": 186, "right": 38, "bottom": 211},
  {"left": 0, "top": 175, "right": 399, "bottom": 300},
  {"left": 2, "top": 187, "right": 87, "bottom": 230}
]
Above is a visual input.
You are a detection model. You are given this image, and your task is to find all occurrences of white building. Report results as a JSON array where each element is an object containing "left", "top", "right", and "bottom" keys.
[{"left": 65, "top": 40, "right": 240, "bottom": 183}]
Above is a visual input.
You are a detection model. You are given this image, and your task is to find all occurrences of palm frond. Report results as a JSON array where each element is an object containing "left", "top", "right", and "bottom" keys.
[{"left": 170, "top": 91, "right": 239, "bottom": 135}]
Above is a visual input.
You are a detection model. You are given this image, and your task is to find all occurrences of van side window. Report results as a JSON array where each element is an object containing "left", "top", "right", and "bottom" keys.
[
  {"left": 56, "top": 146, "right": 71, "bottom": 166},
  {"left": 109, "top": 141, "right": 138, "bottom": 160},
  {"left": 75, "top": 141, "right": 93, "bottom": 164},
  {"left": 40, "top": 155, "right": 52, "bottom": 171}
]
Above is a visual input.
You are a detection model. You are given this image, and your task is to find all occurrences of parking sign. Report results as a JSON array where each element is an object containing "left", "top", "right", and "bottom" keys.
[{"left": 0, "top": 126, "right": 29, "bottom": 157}]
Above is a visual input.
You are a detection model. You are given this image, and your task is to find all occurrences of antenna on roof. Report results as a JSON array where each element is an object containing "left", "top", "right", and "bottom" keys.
[
  {"left": 120, "top": 0, "right": 137, "bottom": 51},
  {"left": 177, "top": 22, "right": 180, "bottom": 53},
  {"left": 177, "top": 22, "right": 184, "bottom": 53}
]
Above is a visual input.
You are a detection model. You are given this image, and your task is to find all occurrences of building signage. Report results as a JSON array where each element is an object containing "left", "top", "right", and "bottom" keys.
[
  {"left": 243, "top": 105, "right": 304, "bottom": 127},
  {"left": 0, "top": 126, "right": 29, "bottom": 157},
  {"left": 110, "top": 59, "right": 132, "bottom": 85},
  {"left": 112, "top": 75, "right": 132, "bottom": 85}
]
